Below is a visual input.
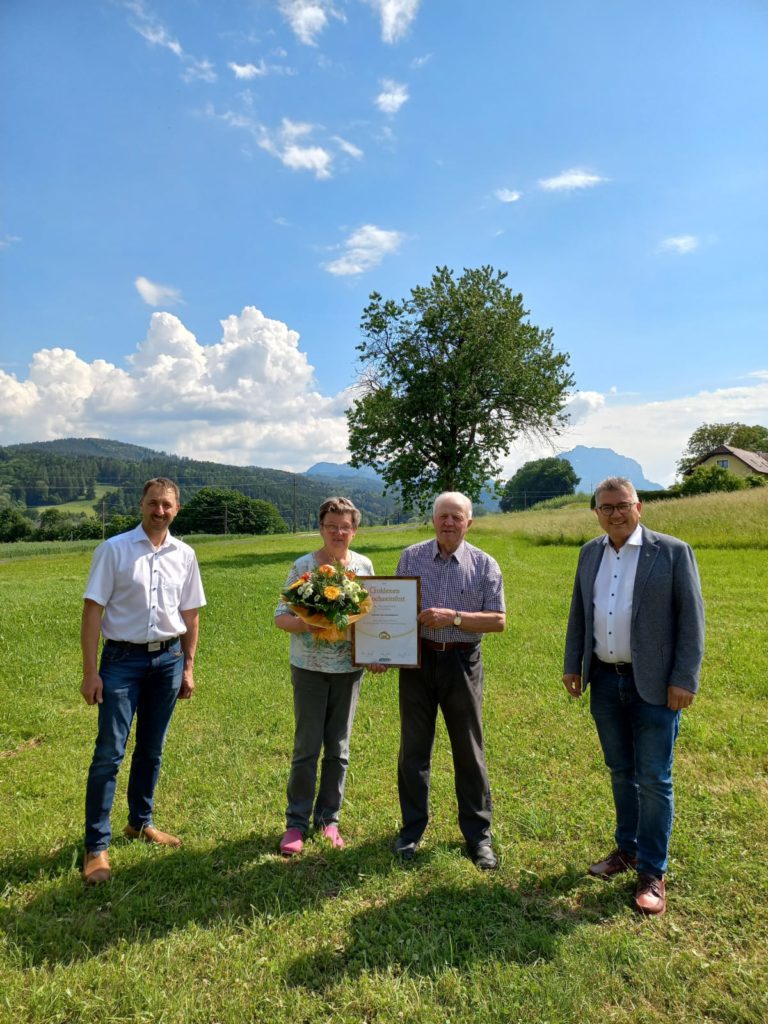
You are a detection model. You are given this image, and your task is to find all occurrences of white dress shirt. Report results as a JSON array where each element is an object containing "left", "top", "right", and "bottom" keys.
[
  {"left": 592, "top": 524, "right": 643, "bottom": 663},
  {"left": 84, "top": 525, "right": 206, "bottom": 643}
]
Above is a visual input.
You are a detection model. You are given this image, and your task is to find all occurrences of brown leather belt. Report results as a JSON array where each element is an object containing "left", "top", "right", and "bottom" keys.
[{"left": 422, "top": 639, "right": 478, "bottom": 652}]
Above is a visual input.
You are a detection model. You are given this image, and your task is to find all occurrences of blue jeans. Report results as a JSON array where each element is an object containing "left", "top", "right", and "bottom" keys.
[
  {"left": 84, "top": 641, "right": 184, "bottom": 852},
  {"left": 286, "top": 666, "right": 363, "bottom": 832},
  {"left": 589, "top": 664, "right": 680, "bottom": 877}
]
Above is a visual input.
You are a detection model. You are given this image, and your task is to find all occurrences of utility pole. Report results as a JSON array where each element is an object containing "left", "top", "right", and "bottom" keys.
[
  {"left": 293, "top": 475, "right": 297, "bottom": 533},
  {"left": 101, "top": 500, "right": 106, "bottom": 540}
]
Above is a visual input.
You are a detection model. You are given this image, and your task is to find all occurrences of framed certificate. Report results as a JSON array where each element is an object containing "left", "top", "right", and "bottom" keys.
[{"left": 352, "top": 576, "right": 421, "bottom": 668}]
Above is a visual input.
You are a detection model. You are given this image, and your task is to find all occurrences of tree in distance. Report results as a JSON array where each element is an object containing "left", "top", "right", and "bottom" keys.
[
  {"left": 346, "top": 266, "right": 574, "bottom": 515},
  {"left": 675, "top": 464, "right": 748, "bottom": 496},
  {"left": 173, "top": 487, "right": 288, "bottom": 535},
  {"left": 677, "top": 421, "right": 768, "bottom": 476},
  {"left": 500, "top": 457, "right": 580, "bottom": 512}
]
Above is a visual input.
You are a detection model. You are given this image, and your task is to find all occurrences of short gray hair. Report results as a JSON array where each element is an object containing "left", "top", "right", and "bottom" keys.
[
  {"left": 594, "top": 476, "right": 638, "bottom": 503},
  {"left": 432, "top": 491, "right": 473, "bottom": 518}
]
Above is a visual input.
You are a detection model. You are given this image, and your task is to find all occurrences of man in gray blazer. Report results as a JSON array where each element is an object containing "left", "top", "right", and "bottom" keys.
[{"left": 563, "top": 476, "right": 704, "bottom": 915}]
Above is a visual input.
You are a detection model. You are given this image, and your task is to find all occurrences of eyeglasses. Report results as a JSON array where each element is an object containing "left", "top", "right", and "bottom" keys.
[
  {"left": 322, "top": 524, "right": 353, "bottom": 534},
  {"left": 596, "top": 502, "right": 636, "bottom": 515}
]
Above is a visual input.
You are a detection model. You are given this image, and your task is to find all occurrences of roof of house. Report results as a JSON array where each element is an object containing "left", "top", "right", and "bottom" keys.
[{"left": 696, "top": 444, "right": 768, "bottom": 475}]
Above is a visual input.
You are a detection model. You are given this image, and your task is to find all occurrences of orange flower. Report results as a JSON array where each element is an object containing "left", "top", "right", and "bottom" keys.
[
  {"left": 323, "top": 585, "right": 341, "bottom": 600},
  {"left": 288, "top": 579, "right": 303, "bottom": 590},
  {"left": 345, "top": 570, "right": 356, "bottom": 580},
  {"left": 318, "top": 564, "right": 335, "bottom": 576}
]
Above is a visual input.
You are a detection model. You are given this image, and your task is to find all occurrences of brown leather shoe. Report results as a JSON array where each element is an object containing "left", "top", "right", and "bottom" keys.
[
  {"left": 124, "top": 824, "right": 182, "bottom": 848},
  {"left": 588, "top": 848, "right": 638, "bottom": 878},
  {"left": 634, "top": 874, "right": 666, "bottom": 915},
  {"left": 83, "top": 850, "right": 111, "bottom": 884}
]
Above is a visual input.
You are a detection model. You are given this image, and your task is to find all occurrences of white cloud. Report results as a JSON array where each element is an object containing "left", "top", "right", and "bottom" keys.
[
  {"left": 135, "top": 276, "right": 184, "bottom": 308},
  {"left": 124, "top": 1, "right": 217, "bottom": 82},
  {"left": 278, "top": 0, "right": 342, "bottom": 46},
  {"left": 206, "top": 106, "right": 334, "bottom": 179},
  {"left": 410, "top": 53, "right": 431, "bottom": 69},
  {"left": 538, "top": 167, "right": 607, "bottom": 191},
  {"left": 503, "top": 378, "right": 768, "bottom": 486},
  {"left": 375, "top": 79, "right": 409, "bottom": 115},
  {"left": 323, "top": 223, "right": 404, "bottom": 275},
  {"left": 0, "top": 234, "right": 22, "bottom": 250},
  {"left": 495, "top": 188, "right": 522, "bottom": 204},
  {"left": 365, "top": 0, "right": 422, "bottom": 43},
  {"left": 0, "top": 308, "right": 354, "bottom": 471},
  {"left": 332, "top": 135, "right": 364, "bottom": 159},
  {"left": 659, "top": 235, "right": 699, "bottom": 255},
  {"left": 228, "top": 60, "right": 268, "bottom": 79}
]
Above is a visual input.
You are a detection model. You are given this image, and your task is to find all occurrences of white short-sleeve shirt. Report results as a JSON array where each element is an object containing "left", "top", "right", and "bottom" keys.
[{"left": 84, "top": 524, "right": 206, "bottom": 643}]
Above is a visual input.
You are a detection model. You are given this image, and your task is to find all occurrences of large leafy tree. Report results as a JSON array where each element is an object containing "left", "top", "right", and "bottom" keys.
[
  {"left": 346, "top": 266, "right": 574, "bottom": 514},
  {"left": 678, "top": 422, "right": 768, "bottom": 476},
  {"left": 174, "top": 487, "right": 287, "bottom": 535},
  {"left": 500, "top": 457, "right": 580, "bottom": 512}
]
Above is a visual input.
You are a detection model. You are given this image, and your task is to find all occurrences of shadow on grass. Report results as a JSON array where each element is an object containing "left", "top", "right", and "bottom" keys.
[
  {"left": 1, "top": 836, "right": 622, "bottom": 971},
  {"left": 284, "top": 869, "right": 621, "bottom": 987},
  {"left": 0, "top": 835, "right": 425, "bottom": 965}
]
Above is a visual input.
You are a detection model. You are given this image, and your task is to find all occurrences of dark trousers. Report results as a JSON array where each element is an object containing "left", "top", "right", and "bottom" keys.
[{"left": 397, "top": 644, "right": 492, "bottom": 848}]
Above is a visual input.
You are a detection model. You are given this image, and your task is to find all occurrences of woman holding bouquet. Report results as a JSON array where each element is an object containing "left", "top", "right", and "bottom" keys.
[{"left": 274, "top": 496, "right": 382, "bottom": 855}]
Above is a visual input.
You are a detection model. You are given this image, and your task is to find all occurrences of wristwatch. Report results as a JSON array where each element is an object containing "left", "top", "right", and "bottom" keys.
[{"left": 453, "top": 611, "right": 462, "bottom": 627}]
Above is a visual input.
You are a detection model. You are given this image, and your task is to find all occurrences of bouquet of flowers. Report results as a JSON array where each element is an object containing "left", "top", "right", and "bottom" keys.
[{"left": 281, "top": 562, "right": 372, "bottom": 642}]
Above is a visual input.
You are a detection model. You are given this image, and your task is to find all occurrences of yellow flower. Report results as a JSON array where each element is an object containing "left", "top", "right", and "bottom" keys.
[{"left": 323, "top": 585, "right": 341, "bottom": 600}]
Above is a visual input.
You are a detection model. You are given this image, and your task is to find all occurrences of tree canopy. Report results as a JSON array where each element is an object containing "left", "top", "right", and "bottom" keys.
[
  {"left": 173, "top": 487, "right": 287, "bottom": 535},
  {"left": 677, "top": 422, "right": 768, "bottom": 476},
  {"left": 346, "top": 266, "right": 574, "bottom": 514},
  {"left": 500, "top": 457, "right": 580, "bottom": 512}
]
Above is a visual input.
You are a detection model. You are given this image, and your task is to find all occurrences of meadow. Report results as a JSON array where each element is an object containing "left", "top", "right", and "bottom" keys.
[{"left": 1, "top": 492, "right": 767, "bottom": 1023}]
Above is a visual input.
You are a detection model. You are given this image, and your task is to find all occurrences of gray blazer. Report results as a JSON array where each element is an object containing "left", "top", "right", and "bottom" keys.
[{"left": 564, "top": 525, "right": 705, "bottom": 705}]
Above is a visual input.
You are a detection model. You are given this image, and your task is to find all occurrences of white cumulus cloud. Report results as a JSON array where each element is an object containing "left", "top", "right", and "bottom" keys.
[
  {"left": 278, "top": 0, "right": 342, "bottom": 46},
  {"left": 0, "top": 308, "right": 354, "bottom": 471},
  {"left": 228, "top": 60, "right": 268, "bottom": 79},
  {"left": 375, "top": 79, "right": 409, "bottom": 115},
  {"left": 538, "top": 167, "right": 607, "bottom": 191},
  {"left": 206, "top": 105, "right": 335, "bottom": 179},
  {"left": 495, "top": 188, "right": 522, "bottom": 204},
  {"left": 504, "top": 378, "right": 768, "bottom": 486},
  {"left": 659, "top": 235, "right": 699, "bottom": 255},
  {"left": 135, "top": 276, "right": 184, "bottom": 307},
  {"left": 365, "top": 0, "right": 422, "bottom": 43},
  {"left": 323, "top": 224, "right": 404, "bottom": 276}
]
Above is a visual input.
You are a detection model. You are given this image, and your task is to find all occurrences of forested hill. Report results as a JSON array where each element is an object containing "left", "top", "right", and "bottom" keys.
[{"left": 0, "top": 439, "right": 402, "bottom": 528}]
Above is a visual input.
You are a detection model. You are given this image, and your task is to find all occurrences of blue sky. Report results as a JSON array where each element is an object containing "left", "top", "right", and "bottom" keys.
[{"left": 2, "top": 0, "right": 767, "bottom": 484}]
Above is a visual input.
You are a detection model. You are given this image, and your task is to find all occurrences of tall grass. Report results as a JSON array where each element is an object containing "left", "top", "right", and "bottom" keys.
[{"left": 490, "top": 486, "right": 768, "bottom": 548}]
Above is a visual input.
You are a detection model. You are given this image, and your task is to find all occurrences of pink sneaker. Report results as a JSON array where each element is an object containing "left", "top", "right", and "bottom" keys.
[
  {"left": 322, "top": 825, "right": 345, "bottom": 849},
  {"left": 279, "top": 828, "right": 304, "bottom": 856}
]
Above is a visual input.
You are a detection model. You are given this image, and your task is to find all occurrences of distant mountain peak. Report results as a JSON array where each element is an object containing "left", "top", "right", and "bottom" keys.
[{"left": 558, "top": 446, "right": 663, "bottom": 491}]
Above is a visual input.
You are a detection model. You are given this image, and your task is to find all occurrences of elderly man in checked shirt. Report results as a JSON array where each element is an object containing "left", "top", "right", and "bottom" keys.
[{"left": 393, "top": 492, "right": 506, "bottom": 870}]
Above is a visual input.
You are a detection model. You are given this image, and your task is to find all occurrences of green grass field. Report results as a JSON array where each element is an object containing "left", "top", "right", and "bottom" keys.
[{"left": 1, "top": 496, "right": 767, "bottom": 1023}]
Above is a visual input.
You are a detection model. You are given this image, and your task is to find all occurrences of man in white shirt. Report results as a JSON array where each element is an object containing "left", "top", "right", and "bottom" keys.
[
  {"left": 80, "top": 478, "right": 206, "bottom": 884},
  {"left": 563, "top": 477, "right": 704, "bottom": 915}
]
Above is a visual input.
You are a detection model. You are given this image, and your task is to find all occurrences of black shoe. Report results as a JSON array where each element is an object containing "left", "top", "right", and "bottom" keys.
[
  {"left": 470, "top": 843, "right": 498, "bottom": 871},
  {"left": 392, "top": 837, "right": 417, "bottom": 862}
]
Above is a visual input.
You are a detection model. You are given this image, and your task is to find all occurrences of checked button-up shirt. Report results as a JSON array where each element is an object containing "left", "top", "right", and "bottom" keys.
[{"left": 396, "top": 538, "right": 505, "bottom": 644}]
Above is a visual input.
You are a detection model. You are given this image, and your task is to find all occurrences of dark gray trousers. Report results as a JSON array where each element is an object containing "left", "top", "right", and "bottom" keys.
[
  {"left": 397, "top": 644, "right": 492, "bottom": 848},
  {"left": 286, "top": 665, "right": 363, "bottom": 832}
]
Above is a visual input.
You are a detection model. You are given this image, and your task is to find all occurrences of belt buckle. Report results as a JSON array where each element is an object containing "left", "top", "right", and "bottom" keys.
[
  {"left": 431, "top": 640, "right": 447, "bottom": 652},
  {"left": 147, "top": 641, "right": 162, "bottom": 652}
]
